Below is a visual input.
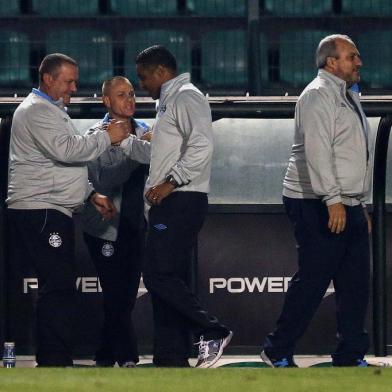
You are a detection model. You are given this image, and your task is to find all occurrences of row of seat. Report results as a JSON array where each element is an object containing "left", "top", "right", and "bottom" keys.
[
  {"left": 0, "top": 29, "right": 390, "bottom": 88},
  {"left": 2, "top": 0, "right": 392, "bottom": 16}
]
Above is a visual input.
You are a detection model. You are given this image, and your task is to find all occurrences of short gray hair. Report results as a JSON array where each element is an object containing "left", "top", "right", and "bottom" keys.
[
  {"left": 39, "top": 53, "right": 77, "bottom": 82},
  {"left": 316, "top": 34, "right": 355, "bottom": 69}
]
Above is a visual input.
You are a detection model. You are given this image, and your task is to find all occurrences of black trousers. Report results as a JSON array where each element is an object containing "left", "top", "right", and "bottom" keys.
[
  {"left": 144, "top": 192, "right": 230, "bottom": 366},
  {"left": 263, "top": 197, "right": 370, "bottom": 365},
  {"left": 84, "top": 218, "right": 142, "bottom": 365},
  {"left": 7, "top": 208, "right": 76, "bottom": 367}
]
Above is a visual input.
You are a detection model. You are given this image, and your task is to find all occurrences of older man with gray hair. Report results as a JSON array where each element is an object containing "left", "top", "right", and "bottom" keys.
[{"left": 261, "top": 34, "right": 371, "bottom": 367}]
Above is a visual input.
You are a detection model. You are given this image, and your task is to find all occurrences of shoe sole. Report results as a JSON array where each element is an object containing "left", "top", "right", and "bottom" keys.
[
  {"left": 196, "top": 331, "right": 233, "bottom": 369},
  {"left": 260, "top": 350, "right": 275, "bottom": 368}
]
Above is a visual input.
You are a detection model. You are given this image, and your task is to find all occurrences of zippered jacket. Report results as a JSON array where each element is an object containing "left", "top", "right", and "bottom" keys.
[
  {"left": 7, "top": 92, "right": 111, "bottom": 216},
  {"left": 283, "top": 69, "right": 371, "bottom": 206},
  {"left": 82, "top": 117, "right": 150, "bottom": 241},
  {"left": 130, "top": 73, "right": 213, "bottom": 202}
]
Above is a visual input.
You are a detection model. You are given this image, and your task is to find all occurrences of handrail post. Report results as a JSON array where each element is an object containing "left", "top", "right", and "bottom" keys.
[{"left": 372, "top": 114, "right": 392, "bottom": 356}]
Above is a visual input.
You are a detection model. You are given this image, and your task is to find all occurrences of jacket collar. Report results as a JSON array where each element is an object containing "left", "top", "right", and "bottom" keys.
[
  {"left": 317, "top": 69, "right": 348, "bottom": 92},
  {"left": 159, "top": 73, "right": 191, "bottom": 103},
  {"left": 32, "top": 88, "right": 67, "bottom": 112}
]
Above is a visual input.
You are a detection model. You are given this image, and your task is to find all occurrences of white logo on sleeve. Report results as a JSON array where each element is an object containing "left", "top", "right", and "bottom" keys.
[
  {"left": 49, "top": 233, "right": 62, "bottom": 248},
  {"left": 102, "top": 242, "right": 114, "bottom": 257}
]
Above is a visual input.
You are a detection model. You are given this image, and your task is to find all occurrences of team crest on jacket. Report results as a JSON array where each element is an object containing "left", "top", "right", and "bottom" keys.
[
  {"left": 102, "top": 242, "right": 114, "bottom": 257},
  {"left": 157, "top": 105, "right": 166, "bottom": 117},
  {"left": 49, "top": 233, "right": 62, "bottom": 248}
]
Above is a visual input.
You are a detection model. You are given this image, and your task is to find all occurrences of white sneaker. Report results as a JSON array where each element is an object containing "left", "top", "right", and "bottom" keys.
[{"left": 195, "top": 331, "right": 233, "bottom": 368}]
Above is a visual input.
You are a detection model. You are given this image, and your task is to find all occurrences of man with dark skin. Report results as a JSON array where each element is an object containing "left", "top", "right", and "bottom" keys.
[{"left": 135, "top": 45, "right": 232, "bottom": 368}]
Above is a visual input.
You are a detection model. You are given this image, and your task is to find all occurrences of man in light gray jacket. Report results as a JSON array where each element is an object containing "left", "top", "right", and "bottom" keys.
[
  {"left": 261, "top": 35, "right": 371, "bottom": 367},
  {"left": 6, "top": 53, "right": 130, "bottom": 367},
  {"left": 135, "top": 45, "right": 232, "bottom": 368}
]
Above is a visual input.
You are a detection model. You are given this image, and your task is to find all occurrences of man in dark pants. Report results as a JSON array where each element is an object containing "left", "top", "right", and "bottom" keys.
[
  {"left": 82, "top": 76, "right": 151, "bottom": 367},
  {"left": 6, "top": 53, "right": 130, "bottom": 367},
  {"left": 261, "top": 34, "right": 372, "bottom": 367},
  {"left": 135, "top": 45, "right": 232, "bottom": 368}
]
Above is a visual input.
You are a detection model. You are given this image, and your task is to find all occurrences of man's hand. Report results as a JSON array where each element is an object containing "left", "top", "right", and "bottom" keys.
[
  {"left": 107, "top": 120, "right": 129, "bottom": 144},
  {"left": 327, "top": 202, "right": 346, "bottom": 234},
  {"left": 145, "top": 182, "right": 175, "bottom": 206},
  {"left": 90, "top": 192, "right": 117, "bottom": 220},
  {"left": 140, "top": 131, "right": 153, "bottom": 142},
  {"left": 364, "top": 208, "right": 372, "bottom": 234}
]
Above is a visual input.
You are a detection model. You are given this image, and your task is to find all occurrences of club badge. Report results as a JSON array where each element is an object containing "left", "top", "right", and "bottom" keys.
[
  {"left": 102, "top": 242, "right": 114, "bottom": 257},
  {"left": 49, "top": 233, "right": 62, "bottom": 248}
]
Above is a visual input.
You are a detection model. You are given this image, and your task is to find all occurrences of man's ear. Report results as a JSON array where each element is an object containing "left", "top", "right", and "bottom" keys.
[
  {"left": 42, "top": 73, "right": 53, "bottom": 86},
  {"left": 155, "top": 65, "right": 166, "bottom": 78},
  {"left": 102, "top": 95, "right": 110, "bottom": 109},
  {"left": 326, "top": 56, "right": 336, "bottom": 69}
]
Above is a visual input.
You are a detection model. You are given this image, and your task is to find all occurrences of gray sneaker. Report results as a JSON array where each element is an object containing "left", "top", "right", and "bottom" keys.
[{"left": 195, "top": 331, "right": 233, "bottom": 368}]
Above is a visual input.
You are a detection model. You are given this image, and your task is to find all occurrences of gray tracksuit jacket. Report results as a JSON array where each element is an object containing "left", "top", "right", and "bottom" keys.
[
  {"left": 283, "top": 69, "right": 371, "bottom": 206},
  {"left": 135, "top": 73, "right": 213, "bottom": 213},
  {"left": 82, "top": 117, "right": 151, "bottom": 241},
  {"left": 7, "top": 90, "right": 111, "bottom": 217}
]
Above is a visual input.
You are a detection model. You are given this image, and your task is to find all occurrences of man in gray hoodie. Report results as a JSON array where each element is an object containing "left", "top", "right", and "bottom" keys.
[
  {"left": 261, "top": 35, "right": 371, "bottom": 367},
  {"left": 6, "top": 53, "right": 130, "bottom": 367},
  {"left": 135, "top": 45, "right": 232, "bottom": 368}
]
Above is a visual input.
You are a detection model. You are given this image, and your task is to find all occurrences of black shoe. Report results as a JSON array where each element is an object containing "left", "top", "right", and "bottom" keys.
[
  {"left": 260, "top": 350, "right": 298, "bottom": 368},
  {"left": 333, "top": 358, "right": 368, "bottom": 367},
  {"left": 153, "top": 358, "right": 190, "bottom": 367},
  {"left": 95, "top": 359, "right": 115, "bottom": 367},
  {"left": 119, "top": 361, "right": 137, "bottom": 368}
]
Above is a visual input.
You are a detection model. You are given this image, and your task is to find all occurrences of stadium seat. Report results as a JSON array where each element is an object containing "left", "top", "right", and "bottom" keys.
[
  {"left": 264, "top": 0, "right": 332, "bottom": 16},
  {"left": 201, "top": 30, "right": 247, "bottom": 87},
  {"left": 46, "top": 29, "right": 113, "bottom": 85},
  {"left": 32, "top": 0, "right": 99, "bottom": 16},
  {"left": 357, "top": 31, "right": 392, "bottom": 88},
  {"left": 279, "top": 30, "right": 331, "bottom": 86},
  {"left": 0, "top": 0, "right": 19, "bottom": 16},
  {"left": 342, "top": 0, "right": 392, "bottom": 16},
  {"left": 186, "top": 0, "right": 246, "bottom": 16},
  {"left": 111, "top": 0, "right": 177, "bottom": 16},
  {"left": 124, "top": 30, "right": 191, "bottom": 84},
  {"left": 0, "top": 31, "right": 30, "bottom": 85}
]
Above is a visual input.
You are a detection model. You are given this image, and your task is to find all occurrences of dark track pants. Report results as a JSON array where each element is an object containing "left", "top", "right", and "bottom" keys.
[
  {"left": 7, "top": 208, "right": 76, "bottom": 367},
  {"left": 144, "top": 192, "right": 230, "bottom": 366},
  {"left": 84, "top": 219, "right": 142, "bottom": 365},
  {"left": 263, "top": 197, "right": 370, "bottom": 365}
]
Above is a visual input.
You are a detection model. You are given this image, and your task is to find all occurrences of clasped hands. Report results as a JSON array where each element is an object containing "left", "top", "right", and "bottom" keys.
[{"left": 145, "top": 182, "right": 176, "bottom": 206}]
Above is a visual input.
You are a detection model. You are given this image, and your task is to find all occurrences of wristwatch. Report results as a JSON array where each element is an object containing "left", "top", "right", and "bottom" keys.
[{"left": 166, "top": 175, "right": 179, "bottom": 188}]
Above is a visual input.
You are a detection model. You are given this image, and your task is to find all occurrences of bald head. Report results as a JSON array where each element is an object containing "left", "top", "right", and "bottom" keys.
[
  {"left": 101, "top": 76, "right": 136, "bottom": 120},
  {"left": 102, "top": 76, "right": 132, "bottom": 97}
]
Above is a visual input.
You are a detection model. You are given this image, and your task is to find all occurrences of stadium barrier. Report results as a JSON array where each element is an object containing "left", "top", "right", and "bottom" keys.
[{"left": 0, "top": 96, "right": 392, "bottom": 357}]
